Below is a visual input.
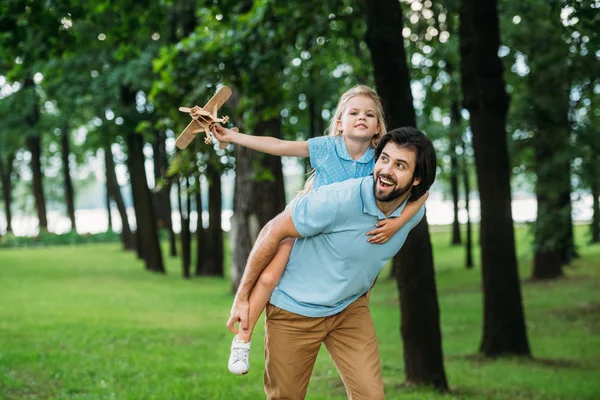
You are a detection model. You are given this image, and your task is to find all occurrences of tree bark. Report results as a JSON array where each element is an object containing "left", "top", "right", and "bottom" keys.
[
  {"left": 152, "top": 129, "right": 177, "bottom": 257},
  {"left": 106, "top": 185, "right": 113, "bottom": 232},
  {"left": 194, "top": 172, "right": 207, "bottom": 276},
  {"left": 121, "top": 85, "right": 164, "bottom": 272},
  {"left": 199, "top": 163, "right": 224, "bottom": 276},
  {"left": 230, "top": 144, "right": 259, "bottom": 293},
  {"left": 591, "top": 178, "right": 600, "bottom": 243},
  {"left": 126, "top": 129, "right": 165, "bottom": 273},
  {"left": 253, "top": 118, "right": 287, "bottom": 226},
  {"left": 178, "top": 177, "right": 191, "bottom": 279},
  {"left": 365, "top": 0, "right": 448, "bottom": 390},
  {"left": 396, "top": 215, "right": 447, "bottom": 388},
  {"left": 0, "top": 152, "right": 14, "bottom": 233},
  {"left": 26, "top": 135, "right": 48, "bottom": 232},
  {"left": 230, "top": 114, "right": 286, "bottom": 291},
  {"left": 23, "top": 76, "right": 47, "bottom": 232},
  {"left": 60, "top": 126, "right": 77, "bottom": 232},
  {"left": 450, "top": 102, "right": 462, "bottom": 246},
  {"left": 104, "top": 143, "right": 134, "bottom": 250},
  {"left": 461, "top": 139, "right": 474, "bottom": 269},
  {"left": 459, "top": 0, "right": 530, "bottom": 356},
  {"left": 525, "top": 3, "right": 574, "bottom": 279}
]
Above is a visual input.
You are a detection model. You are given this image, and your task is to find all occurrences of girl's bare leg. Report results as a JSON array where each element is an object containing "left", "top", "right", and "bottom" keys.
[
  {"left": 228, "top": 238, "right": 295, "bottom": 375},
  {"left": 237, "top": 237, "right": 295, "bottom": 342}
]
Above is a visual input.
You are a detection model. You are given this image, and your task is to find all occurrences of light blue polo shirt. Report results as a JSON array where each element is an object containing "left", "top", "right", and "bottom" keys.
[
  {"left": 308, "top": 136, "right": 375, "bottom": 188},
  {"left": 269, "top": 176, "right": 425, "bottom": 317}
]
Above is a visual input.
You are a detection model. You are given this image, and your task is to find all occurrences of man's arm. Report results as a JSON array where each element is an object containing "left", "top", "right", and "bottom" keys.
[{"left": 227, "top": 209, "right": 302, "bottom": 334}]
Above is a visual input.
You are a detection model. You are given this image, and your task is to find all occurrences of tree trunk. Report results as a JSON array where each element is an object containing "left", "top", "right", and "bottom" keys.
[
  {"left": 230, "top": 113, "right": 286, "bottom": 291},
  {"left": 126, "top": 130, "right": 165, "bottom": 273},
  {"left": 106, "top": 186, "right": 113, "bottom": 232},
  {"left": 152, "top": 129, "right": 177, "bottom": 257},
  {"left": 459, "top": 0, "right": 530, "bottom": 356},
  {"left": 395, "top": 215, "right": 447, "bottom": 388},
  {"left": 230, "top": 144, "right": 260, "bottom": 293},
  {"left": 461, "top": 139, "right": 474, "bottom": 269},
  {"left": 0, "top": 152, "right": 14, "bottom": 233},
  {"left": 199, "top": 163, "right": 224, "bottom": 276},
  {"left": 365, "top": 0, "right": 448, "bottom": 390},
  {"left": 195, "top": 172, "right": 207, "bottom": 275},
  {"left": 525, "top": 3, "right": 574, "bottom": 279},
  {"left": 253, "top": 118, "right": 287, "bottom": 226},
  {"left": 60, "top": 126, "right": 77, "bottom": 232},
  {"left": 591, "top": 178, "right": 600, "bottom": 243},
  {"left": 450, "top": 102, "right": 462, "bottom": 246},
  {"left": 178, "top": 177, "right": 191, "bottom": 279},
  {"left": 26, "top": 136, "right": 48, "bottom": 232},
  {"left": 23, "top": 76, "right": 47, "bottom": 232},
  {"left": 104, "top": 144, "right": 134, "bottom": 250},
  {"left": 120, "top": 85, "right": 164, "bottom": 273}
]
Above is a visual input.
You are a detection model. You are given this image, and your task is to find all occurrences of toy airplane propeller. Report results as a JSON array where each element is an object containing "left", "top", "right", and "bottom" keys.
[{"left": 175, "top": 86, "right": 235, "bottom": 150}]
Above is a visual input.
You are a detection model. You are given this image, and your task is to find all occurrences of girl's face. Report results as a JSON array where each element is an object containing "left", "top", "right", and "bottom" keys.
[{"left": 336, "top": 95, "right": 380, "bottom": 144}]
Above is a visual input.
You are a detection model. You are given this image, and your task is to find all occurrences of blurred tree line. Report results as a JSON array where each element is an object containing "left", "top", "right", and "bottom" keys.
[{"left": 1, "top": 0, "right": 599, "bottom": 391}]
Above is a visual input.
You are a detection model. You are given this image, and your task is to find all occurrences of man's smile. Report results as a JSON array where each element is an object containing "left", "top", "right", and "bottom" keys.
[{"left": 377, "top": 174, "right": 396, "bottom": 188}]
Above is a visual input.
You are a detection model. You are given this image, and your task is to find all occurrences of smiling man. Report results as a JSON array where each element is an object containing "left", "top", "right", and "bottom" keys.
[{"left": 229, "top": 127, "right": 437, "bottom": 399}]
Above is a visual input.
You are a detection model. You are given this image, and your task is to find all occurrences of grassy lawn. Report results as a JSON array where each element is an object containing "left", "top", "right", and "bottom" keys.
[{"left": 1, "top": 225, "right": 599, "bottom": 399}]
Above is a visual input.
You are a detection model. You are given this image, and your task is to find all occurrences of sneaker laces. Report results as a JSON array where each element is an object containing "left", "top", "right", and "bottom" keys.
[{"left": 231, "top": 347, "right": 249, "bottom": 364}]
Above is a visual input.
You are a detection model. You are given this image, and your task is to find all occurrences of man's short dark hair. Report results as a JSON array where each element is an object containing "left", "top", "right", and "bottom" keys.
[{"left": 374, "top": 127, "right": 437, "bottom": 201}]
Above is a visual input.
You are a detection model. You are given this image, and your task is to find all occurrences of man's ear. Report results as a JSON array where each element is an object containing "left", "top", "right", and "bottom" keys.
[{"left": 412, "top": 176, "right": 421, "bottom": 187}]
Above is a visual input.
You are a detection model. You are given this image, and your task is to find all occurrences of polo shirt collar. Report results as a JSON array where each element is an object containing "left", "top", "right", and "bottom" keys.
[
  {"left": 334, "top": 136, "right": 375, "bottom": 164},
  {"left": 360, "top": 176, "right": 409, "bottom": 219}
]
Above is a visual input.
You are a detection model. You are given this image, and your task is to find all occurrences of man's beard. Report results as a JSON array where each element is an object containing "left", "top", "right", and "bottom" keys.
[{"left": 373, "top": 174, "right": 414, "bottom": 202}]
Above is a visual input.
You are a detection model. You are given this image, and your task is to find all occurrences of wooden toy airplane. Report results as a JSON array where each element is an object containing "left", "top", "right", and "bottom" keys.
[{"left": 175, "top": 86, "right": 234, "bottom": 150}]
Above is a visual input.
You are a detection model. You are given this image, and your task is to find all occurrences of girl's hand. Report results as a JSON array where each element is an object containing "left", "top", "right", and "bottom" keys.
[
  {"left": 366, "top": 219, "right": 394, "bottom": 244},
  {"left": 211, "top": 123, "right": 236, "bottom": 144}
]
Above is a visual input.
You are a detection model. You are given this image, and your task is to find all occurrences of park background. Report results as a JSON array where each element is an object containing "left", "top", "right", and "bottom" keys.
[{"left": 1, "top": 0, "right": 599, "bottom": 399}]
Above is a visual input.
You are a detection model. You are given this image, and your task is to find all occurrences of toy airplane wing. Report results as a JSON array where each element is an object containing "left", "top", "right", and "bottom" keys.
[
  {"left": 175, "top": 119, "right": 202, "bottom": 149},
  {"left": 203, "top": 86, "right": 232, "bottom": 117}
]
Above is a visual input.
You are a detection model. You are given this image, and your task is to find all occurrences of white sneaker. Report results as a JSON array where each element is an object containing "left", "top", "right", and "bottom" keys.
[{"left": 228, "top": 336, "right": 251, "bottom": 375}]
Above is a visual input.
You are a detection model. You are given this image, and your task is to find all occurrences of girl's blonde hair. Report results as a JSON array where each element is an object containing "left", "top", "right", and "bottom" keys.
[{"left": 299, "top": 85, "right": 387, "bottom": 195}]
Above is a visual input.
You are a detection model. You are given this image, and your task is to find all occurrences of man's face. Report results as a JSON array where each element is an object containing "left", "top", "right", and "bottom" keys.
[{"left": 373, "top": 142, "right": 421, "bottom": 202}]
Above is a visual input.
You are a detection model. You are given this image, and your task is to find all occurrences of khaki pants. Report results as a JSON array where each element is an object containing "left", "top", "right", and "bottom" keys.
[{"left": 264, "top": 295, "right": 384, "bottom": 400}]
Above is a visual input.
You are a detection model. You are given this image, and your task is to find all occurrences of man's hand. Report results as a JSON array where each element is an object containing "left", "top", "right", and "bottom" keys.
[{"left": 226, "top": 297, "right": 250, "bottom": 335}]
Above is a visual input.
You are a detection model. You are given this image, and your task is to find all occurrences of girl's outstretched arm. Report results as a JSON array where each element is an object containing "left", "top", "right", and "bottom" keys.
[
  {"left": 212, "top": 124, "right": 309, "bottom": 157},
  {"left": 367, "top": 191, "right": 429, "bottom": 244}
]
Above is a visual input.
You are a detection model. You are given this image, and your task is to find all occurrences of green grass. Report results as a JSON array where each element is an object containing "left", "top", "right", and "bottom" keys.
[{"left": 1, "top": 225, "right": 599, "bottom": 399}]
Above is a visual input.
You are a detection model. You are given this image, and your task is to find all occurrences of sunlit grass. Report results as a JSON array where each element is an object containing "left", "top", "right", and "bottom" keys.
[{"left": 1, "top": 225, "right": 599, "bottom": 399}]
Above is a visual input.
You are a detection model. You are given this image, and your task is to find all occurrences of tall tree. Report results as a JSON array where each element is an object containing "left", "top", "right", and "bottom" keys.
[
  {"left": 122, "top": 85, "right": 165, "bottom": 273},
  {"left": 199, "top": 162, "right": 225, "bottom": 276},
  {"left": 461, "top": 138, "right": 474, "bottom": 268},
  {"left": 103, "top": 142, "right": 135, "bottom": 251},
  {"left": 152, "top": 129, "right": 177, "bottom": 257},
  {"left": 59, "top": 124, "right": 77, "bottom": 232},
  {"left": 365, "top": 0, "right": 448, "bottom": 390},
  {"left": 178, "top": 176, "right": 192, "bottom": 279},
  {"left": 506, "top": 0, "right": 575, "bottom": 279},
  {"left": 459, "top": 0, "right": 530, "bottom": 356},
  {"left": 0, "top": 153, "right": 14, "bottom": 234},
  {"left": 194, "top": 171, "right": 208, "bottom": 276}
]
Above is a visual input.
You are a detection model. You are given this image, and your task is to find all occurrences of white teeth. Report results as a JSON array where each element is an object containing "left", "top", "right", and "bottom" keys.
[{"left": 379, "top": 177, "right": 394, "bottom": 186}]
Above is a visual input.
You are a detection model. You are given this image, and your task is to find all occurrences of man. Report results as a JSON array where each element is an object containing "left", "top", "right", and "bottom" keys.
[{"left": 229, "top": 127, "right": 437, "bottom": 399}]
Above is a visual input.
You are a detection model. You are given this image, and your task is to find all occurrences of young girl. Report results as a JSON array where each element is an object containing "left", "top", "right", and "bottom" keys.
[{"left": 212, "top": 85, "right": 428, "bottom": 375}]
